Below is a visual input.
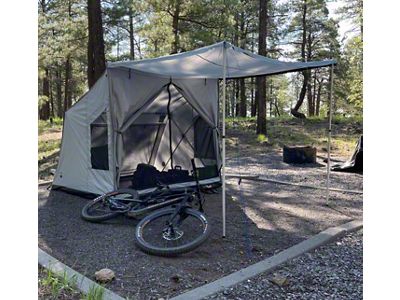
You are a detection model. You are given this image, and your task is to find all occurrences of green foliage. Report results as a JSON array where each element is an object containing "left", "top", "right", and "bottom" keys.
[
  {"left": 86, "top": 284, "right": 105, "bottom": 300},
  {"left": 38, "top": 0, "right": 362, "bottom": 124},
  {"left": 38, "top": 0, "right": 89, "bottom": 119},
  {"left": 38, "top": 118, "right": 63, "bottom": 134},
  {"left": 344, "top": 35, "right": 363, "bottom": 112},
  {"left": 285, "top": 0, "right": 340, "bottom": 60},
  {"left": 40, "top": 269, "right": 77, "bottom": 298},
  {"left": 256, "top": 134, "right": 268, "bottom": 143}
]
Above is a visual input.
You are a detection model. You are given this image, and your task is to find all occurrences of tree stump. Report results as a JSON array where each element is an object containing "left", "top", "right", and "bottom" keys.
[{"left": 283, "top": 145, "right": 316, "bottom": 164}]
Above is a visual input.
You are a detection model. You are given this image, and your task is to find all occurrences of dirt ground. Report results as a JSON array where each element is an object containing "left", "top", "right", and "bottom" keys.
[
  {"left": 38, "top": 117, "right": 362, "bottom": 299},
  {"left": 38, "top": 150, "right": 362, "bottom": 299}
]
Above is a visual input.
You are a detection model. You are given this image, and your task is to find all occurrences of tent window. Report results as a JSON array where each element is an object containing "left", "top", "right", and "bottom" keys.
[
  {"left": 194, "top": 117, "right": 216, "bottom": 159},
  {"left": 90, "top": 112, "right": 109, "bottom": 170}
]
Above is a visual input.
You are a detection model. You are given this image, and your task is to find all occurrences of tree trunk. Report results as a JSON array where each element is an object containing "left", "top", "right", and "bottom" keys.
[
  {"left": 129, "top": 8, "right": 135, "bottom": 60},
  {"left": 64, "top": 56, "right": 71, "bottom": 114},
  {"left": 312, "top": 70, "right": 317, "bottom": 115},
  {"left": 56, "top": 67, "right": 63, "bottom": 118},
  {"left": 316, "top": 79, "right": 323, "bottom": 116},
  {"left": 235, "top": 81, "right": 240, "bottom": 117},
  {"left": 239, "top": 11, "right": 247, "bottom": 118},
  {"left": 250, "top": 77, "right": 256, "bottom": 117},
  {"left": 40, "top": 68, "right": 51, "bottom": 120},
  {"left": 171, "top": 0, "right": 181, "bottom": 54},
  {"left": 291, "top": 0, "right": 308, "bottom": 119},
  {"left": 306, "top": 30, "right": 314, "bottom": 116},
  {"left": 256, "top": 0, "right": 267, "bottom": 135},
  {"left": 269, "top": 83, "right": 273, "bottom": 117},
  {"left": 307, "top": 81, "right": 313, "bottom": 116},
  {"left": 87, "top": 0, "right": 106, "bottom": 88},
  {"left": 154, "top": 39, "right": 158, "bottom": 53},
  {"left": 274, "top": 100, "right": 281, "bottom": 116},
  {"left": 253, "top": 87, "right": 259, "bottom": 117},
  {"left": 49, "top": 70, "right": 55, "bottom": 118},
  {"left": 239, "top": 79, "right": 246, "bottom": 117}
]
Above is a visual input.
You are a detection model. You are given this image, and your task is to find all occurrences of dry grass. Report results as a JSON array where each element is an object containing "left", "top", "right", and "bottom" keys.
[
  {"left": 38, "top": 116, "right": 362, "bottom": 181},
  {"left": 226, "top": 116, "right": 362, "bottom": 158},
  {"left": 38, "top": 120, "right": 62, "bottom": 181}
]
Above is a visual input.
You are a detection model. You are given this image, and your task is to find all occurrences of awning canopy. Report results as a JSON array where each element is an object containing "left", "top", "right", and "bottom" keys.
[{"left": 108, "top": 41, "right": 336, "bottom": 79}]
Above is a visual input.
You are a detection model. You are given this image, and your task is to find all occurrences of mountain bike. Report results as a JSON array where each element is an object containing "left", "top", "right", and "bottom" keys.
[
  {"left": 81, "top": 184, "right": 194, "bottom": 222},
  {"left": 81, "top": 159, "right": 214, "bottom": 256}
]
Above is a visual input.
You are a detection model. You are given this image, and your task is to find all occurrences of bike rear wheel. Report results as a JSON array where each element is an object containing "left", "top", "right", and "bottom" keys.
[
  {"left": 81, "top": 189, "right": 138, "bottom": 223},
  {"left": 134, "top": 207, "right": 211, "bottom": 256}
]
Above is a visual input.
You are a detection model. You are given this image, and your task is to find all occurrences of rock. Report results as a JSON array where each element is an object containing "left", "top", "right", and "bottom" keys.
[
  {"left": 95, "top": 268, "right": 115, "bottom": 283},
  {"left": 269, "top": 274, "right": 289, "bottom": 287}
]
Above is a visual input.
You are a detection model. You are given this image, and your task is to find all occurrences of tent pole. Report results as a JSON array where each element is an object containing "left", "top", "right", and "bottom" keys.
[
  {"left": 326, "top": 64, "right": 334, "bottom": 204},
  {"left": 167, "top": 83, "right": 173, "bottom": 169},
  {"left": 222, "top": 41, "right": 227, "bottom": 238}
]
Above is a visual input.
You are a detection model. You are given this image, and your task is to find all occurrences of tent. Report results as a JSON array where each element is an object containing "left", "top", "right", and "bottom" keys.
[
  {"left": 332, "top": 135, "right": 363, "bottom": 174},
  {"left": 53, "top": 41, "right": 336, "bottom": 236}
]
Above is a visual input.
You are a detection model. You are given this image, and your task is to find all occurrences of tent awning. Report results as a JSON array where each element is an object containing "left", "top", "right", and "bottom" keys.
[{"left": 107, "top": 41, "right": 336, "bottom": 79}]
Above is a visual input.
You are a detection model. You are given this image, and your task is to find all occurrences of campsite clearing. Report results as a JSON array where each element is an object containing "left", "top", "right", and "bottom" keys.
[
  {"left": 38, "top": 117, "right": 362, "bottom": 299},
  {"left": 38, "top": 116, "right": 362, "bottom": 182}
]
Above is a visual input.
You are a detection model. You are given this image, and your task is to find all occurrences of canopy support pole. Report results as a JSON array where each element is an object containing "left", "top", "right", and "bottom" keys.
[
  {"left": 326, "top": 64, "right": 334, "bottom": 204},
  {"left": 222, "top": 42, "right": 227, "bottom": 237}
]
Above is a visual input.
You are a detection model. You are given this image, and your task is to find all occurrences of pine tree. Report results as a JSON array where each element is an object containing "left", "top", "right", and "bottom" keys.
[{"left": 87, "top": 0, "right": 106, "bottom": 88}]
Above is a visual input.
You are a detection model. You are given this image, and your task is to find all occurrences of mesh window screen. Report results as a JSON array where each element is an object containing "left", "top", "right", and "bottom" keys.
[
  {"left": 90, "top": 111, "right": 109, "bottom": 170},
  {"left": 194, "top": 117, "right": 216, "bottom": 159}
]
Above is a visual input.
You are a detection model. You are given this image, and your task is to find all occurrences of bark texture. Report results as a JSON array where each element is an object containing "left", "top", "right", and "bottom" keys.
[
  {"left": 87, "top": 0, "right": 106, "bottom": 88},
  {"left": 256, "top": 0, "right": 268, "bottom": 134}
]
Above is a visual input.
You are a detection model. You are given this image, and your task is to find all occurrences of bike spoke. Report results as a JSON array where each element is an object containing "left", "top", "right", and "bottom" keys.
[{"left": 138, "top": 210, "right": 207, "bottom": 250}]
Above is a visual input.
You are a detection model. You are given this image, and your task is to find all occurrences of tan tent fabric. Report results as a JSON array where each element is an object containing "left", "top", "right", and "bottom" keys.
[
  {"left": 53, "top": 41, "right": 335, "bottom": 195},
  {"left": 108, "top": 41, "right": 335, "bottom": 79}
]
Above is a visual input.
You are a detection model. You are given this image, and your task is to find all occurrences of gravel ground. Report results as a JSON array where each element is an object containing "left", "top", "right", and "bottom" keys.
[
  {"left": 207, "top": 230, "right": 363, "bottom": 300},
  {"left": 39, "top": 131, "right": 362, "bottom": 299}
]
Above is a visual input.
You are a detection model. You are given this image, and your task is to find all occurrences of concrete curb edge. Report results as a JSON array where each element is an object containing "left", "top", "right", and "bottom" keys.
[
  {"left": 38, "top": 248, "right": 125, "bottom": 300},
  {"left": 171, "top": 219, "right": 363, "bottom": 300}
]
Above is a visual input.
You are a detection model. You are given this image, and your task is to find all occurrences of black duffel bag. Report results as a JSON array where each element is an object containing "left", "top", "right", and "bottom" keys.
[{"left": 131, "top": 163, "right": 162, "bottom": 189}]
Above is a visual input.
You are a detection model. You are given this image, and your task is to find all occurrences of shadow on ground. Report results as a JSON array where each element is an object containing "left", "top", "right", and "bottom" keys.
[{"left": 38, "top": 171, "right": 362, "bottom": 300}]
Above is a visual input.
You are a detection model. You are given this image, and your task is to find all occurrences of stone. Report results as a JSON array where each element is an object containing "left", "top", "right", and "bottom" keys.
[
  {"left": 270, "top": 274, "right": 289, "bottom": 287},
  {"left": 95, "top": 268, "right": 115, "bottom": 283}
]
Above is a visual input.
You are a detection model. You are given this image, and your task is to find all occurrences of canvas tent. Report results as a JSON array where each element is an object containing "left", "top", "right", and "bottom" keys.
[{"left": 53, "top": 41, "right": 335, "bottom": 236}]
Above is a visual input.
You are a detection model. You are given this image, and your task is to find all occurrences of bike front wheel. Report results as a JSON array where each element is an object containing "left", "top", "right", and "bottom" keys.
[{"left": 134, "top": 207, "right": 211, "bottom": 256}]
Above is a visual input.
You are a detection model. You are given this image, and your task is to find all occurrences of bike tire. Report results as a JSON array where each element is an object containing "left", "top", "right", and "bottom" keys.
[
  {"left": 81, "top": 189, "right": 137, "bottom": 223},
  {"left": 134, "top": 207, "right": 211, "bottom": 256}
]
